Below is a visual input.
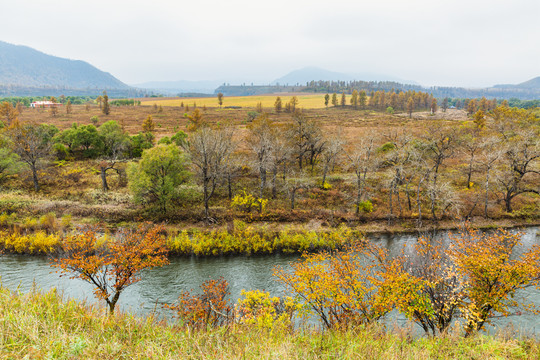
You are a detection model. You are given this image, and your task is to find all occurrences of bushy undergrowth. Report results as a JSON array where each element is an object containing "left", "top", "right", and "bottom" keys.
[
  {"left": 0, "top": 286, "right": 536, "bottom": 359},
  {"left": 0, "top": 222, "right": 361, "bottom": 256}
]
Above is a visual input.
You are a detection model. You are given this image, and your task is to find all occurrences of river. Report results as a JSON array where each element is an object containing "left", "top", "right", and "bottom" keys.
[{"left": 1, "top": 226, "right": 539, "bottom": 334}]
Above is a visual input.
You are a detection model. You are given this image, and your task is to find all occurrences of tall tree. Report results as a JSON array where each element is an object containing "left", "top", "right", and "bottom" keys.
[
  {"left": 7, "top": 123, "right": 56, "bottom": 191},
  {"left": 188, "top": 125, "right": 235, "bottom": 220}
]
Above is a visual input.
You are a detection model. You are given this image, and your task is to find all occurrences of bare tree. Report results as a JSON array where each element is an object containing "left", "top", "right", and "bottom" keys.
[
  {"left": 495, "top": 130, "right": 539, "bottom": 212},
  {"left": 287, "top": 112, "right": 323, "bottom": 171},
  {"left": 284, "top": 170, "right": 310, "bottom": 210},
  {"left": 476, "top": 137, "right": 503, "bottom": 218},
  {"left": 320, "top": 131, "right": 344, "bottom": 186},
  {"left": 346, "top": 136, "right": 377, "bottom": 216},
  {"left": 247, "top": 114, "right": 275, "bottom": 200},
  {"left": 420, "top": 127, "right": 457, "bottom": 220},
  {"left": 188, "top": 125, "right": 235, "bottom": 220}
]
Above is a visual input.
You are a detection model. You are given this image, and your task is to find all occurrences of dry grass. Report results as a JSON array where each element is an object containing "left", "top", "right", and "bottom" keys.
[
  {"left": 0, "top": 286, "right": 537, "bottom": 359},
  {"left": 140, "top": 93, "right": 336, "bottom": 109}
]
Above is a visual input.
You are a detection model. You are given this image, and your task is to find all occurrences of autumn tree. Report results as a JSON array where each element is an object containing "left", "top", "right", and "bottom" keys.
[
  {"left": 7, "top": 123, "right": 56, "bottom": 191},
  {"left": 448, "top": 226, "right": 540, "bottom": 336},
  {"left": 0, "top": 101, "right": 19, "bottom": 126},
  {"left": 274, "top": 96, "right": 282, "bottom": 113},
  {"left": 406, "top": 97, "right": 414, "bottom": 118},
  {"left": 66, "top": 100, "right": 72, "bottom": 115},
  {"left": 52, "top": 224, "right": 169, "bottom": 315},
  {"left": 217, "top": 92, "right": 224, "bottom": 107},
  {"left": 441, "top": 97, "right": 449, "bottom": 112},
  {"left": 350, "top": 90, "right": 358, "bottom": 109},
  {"left": 186, "top": 108, "right": 204, "bottom": 131},
  {"left": 166, "top": 277, "right": 232, "bottom": 328},
  {"left": 275, "top": 242, "right": 391, "bottom": 329},
  {"left": 247, "top": 114, "right": 275, "bottom": 201},
  {"left": 476, "top": 137, "right": 503, "bottom": 218},
  {"left": 381, "top": 236, "right": 462, "bottom": 336},
  {"left": 331, "top": 93, "right": 338, "bottom": 107},
  {"left": 359, "top": 90, "right": 367, "bottom": 110},
  {"left": 346, "top": 136, "right": 377, "bottom": 215},
  {"left": 188, "top": 125, "right": 234, "bottom": 220},
  {"left": 256, "top": 102, "right": 263, "bottom": 113},
  {"left": 320, "top": 132, "right": 344, "bottom": 186},
  {"left": 102, "top": 91, "right": 110, "bottom": 115},
  {"left": 430, "top": 98, "right": 437, "bottom": 114},
  {"left": 290, "top": 96, "right": 299, "bottom": 112},
  {"left": 467, "top": 99, "right": 477, "bottom": 115},
  {"left": 142, "top": 115, "right": 156, "bottom": 132}
]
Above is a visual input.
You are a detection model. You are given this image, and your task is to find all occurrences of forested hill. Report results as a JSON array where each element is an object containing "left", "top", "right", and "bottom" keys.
[{"left": 0, "top": 41, "right": 136, "bottom": 96}]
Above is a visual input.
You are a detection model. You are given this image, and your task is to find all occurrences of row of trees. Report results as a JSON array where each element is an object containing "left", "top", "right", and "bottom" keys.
[
  {"left": 52, "top": 222, "right": 540, "bottom": 339},
  {"left": 0, "top": 105, "right": 537, "bottom": 221}
]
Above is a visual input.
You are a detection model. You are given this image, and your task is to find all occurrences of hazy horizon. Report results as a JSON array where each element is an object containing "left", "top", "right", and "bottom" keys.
[{"left": 3, "top": 0, "right": 539, "bottom": 88}]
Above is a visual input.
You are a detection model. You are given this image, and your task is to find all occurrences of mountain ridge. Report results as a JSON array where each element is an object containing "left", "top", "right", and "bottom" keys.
[{"left": 0, "top": 41, "right": 129, "bottom": 90}]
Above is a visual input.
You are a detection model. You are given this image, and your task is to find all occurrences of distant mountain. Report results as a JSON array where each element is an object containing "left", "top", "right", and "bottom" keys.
[
  {"left": 132, "top": 80, "right": 223, "bottom": 95},
  {"left": 516, "top": 76, "right": 540, "bottom": 89},
  {"left": 494, "top": 76, "right": 540, "bottom": 90},
  {"left": 271, "top": 66, "right": 417, "bottom": 86},
  {"left": 0, "top": 41, "right": 129, "bottom": 91}
]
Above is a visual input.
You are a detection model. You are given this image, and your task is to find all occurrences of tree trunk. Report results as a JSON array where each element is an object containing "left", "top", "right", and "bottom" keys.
[
  {"left": 484, "top": 170, "right": 490, "bottom": 218},
  {"left": 31, "top": 163, "right": 39, "bottom": 192},
  {"left": 227, "top": 172, "right": 233, "bottom": 200},
  {"left": 101, "top": 167, "right": 109, "bottom": 192},
  {"left": 271, "top": 166, "right": 277, "bottom": 199},
  {"left": 290, "top": 188, "right": 296, "bottom": 210}
]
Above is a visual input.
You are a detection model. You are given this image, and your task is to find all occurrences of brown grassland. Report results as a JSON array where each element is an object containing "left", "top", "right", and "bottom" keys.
[{"left": 2, "top": 98, "right": 539, "bottom": 239}]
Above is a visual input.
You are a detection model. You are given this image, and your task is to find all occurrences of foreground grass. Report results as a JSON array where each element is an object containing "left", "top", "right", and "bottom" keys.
[{"left": 0, "top": 287, "right": 537, "bottom": 359}]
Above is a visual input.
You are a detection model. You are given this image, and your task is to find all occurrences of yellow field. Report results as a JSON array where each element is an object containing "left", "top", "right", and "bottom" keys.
[{"left": 140, "top": 94, "right": 345, "bottom": 109}]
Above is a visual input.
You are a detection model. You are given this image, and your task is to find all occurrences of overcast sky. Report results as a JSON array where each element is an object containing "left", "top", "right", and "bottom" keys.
[{"left": 2, "top": 0, "right": 539, "bottom": 87}]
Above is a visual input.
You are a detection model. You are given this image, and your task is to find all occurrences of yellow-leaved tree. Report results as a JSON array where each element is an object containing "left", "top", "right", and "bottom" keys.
[{"left": 52, "top": 224, "right": 169, "bottom": 315}]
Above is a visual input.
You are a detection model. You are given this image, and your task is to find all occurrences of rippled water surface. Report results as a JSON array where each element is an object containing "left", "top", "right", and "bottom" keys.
[{"left": 1, "top": 226, "right": 538, "bottom": 333}]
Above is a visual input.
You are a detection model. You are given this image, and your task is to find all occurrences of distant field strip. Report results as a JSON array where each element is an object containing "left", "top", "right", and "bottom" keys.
[{"left": 140, "top": 94, "right": 339, "bottom": 109}]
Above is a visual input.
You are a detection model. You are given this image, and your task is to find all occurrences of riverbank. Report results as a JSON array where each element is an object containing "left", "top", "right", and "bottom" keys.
[
  {"left": 1, "top": 217, "right": 539, "bottom": 256},
  {"left": 0, "top": 286, "right": 536, "bottom": 359}
]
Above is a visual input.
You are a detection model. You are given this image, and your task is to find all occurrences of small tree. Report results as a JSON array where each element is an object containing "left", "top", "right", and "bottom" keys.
[
  {"left": 331, "top": 93, "right": 338, "bottom": 107},
  {"left": 52, "top": 224, "right": 169, "bottom": 315},
  {"left": 186, "top": 108, "right": 203, "bottom": 131},
  {"left": 340, "top": 92, "right": 346, "bottom": 107},
  {"left": 128, "top": 144, "right": 190, "bottom": 212},
  {"left": 406, "top": 97, "right": 415, "bottom": 118},
  {"left": 217, "top": 92, "right": 224, "bottom": 107},
  {"left": 142, "top": 115, "right": 155, "bottom": 132},
  {"left": 66, "top": 100, "right": 72, "bottom": 115},
  {"left": 102, "top": 91, "right": 110, "bottom": 115},
  {"left": 449, "top": 226, "right": 540, "bottom": 336},
  {"left": 0, "top": 101, "right": 19, "bottom": 126},
  {"left": 274, "top": 96, "right": 282, "bottom": 113},
  {"left": 324, "top": 94, "right": 330, "bottom": 108}
]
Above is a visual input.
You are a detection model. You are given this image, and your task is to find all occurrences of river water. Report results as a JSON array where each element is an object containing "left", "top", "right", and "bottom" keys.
[{"left": 1, "top": 226, "right": 539, "bottom": 334}]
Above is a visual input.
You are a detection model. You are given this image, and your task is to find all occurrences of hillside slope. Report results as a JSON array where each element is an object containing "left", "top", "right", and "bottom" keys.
[{"left": 0, "top": 41, "right": 129, "bottom": 89}]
